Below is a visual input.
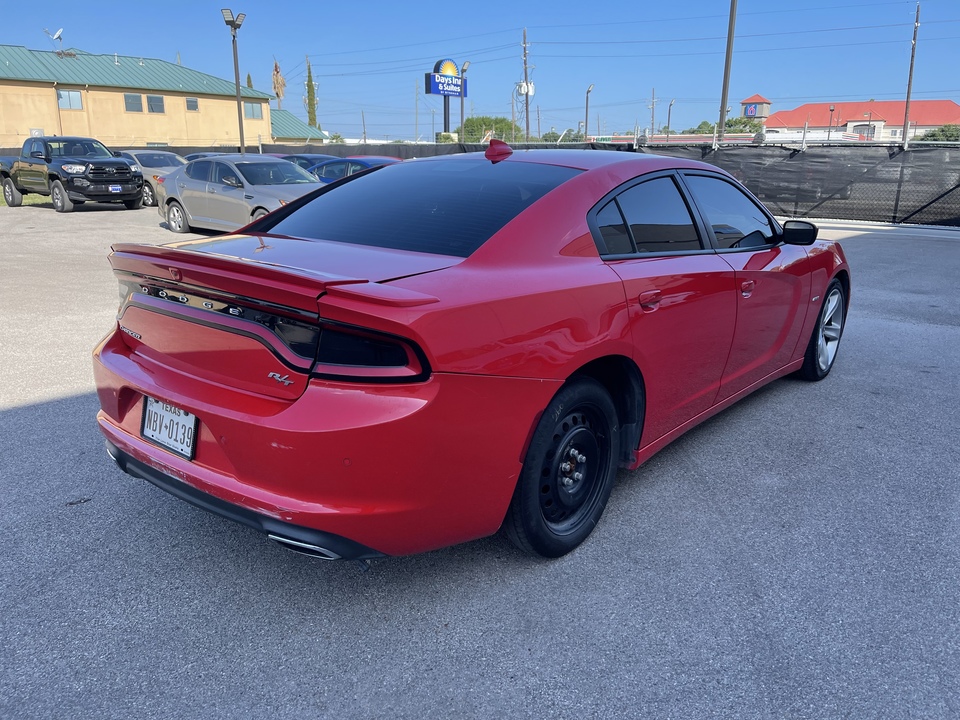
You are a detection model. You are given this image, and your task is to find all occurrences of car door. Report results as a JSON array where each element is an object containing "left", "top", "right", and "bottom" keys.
[
  {"left": 207, "top": 161, "right": 251, "bottom": 229},
  {"left": 178, "top": 160, "right": 214, "bottom": 223},
  {"left": 680, "top": 172, "right": 811, "bottom": 401},
  {"left": 20, "top": 139, "right": 46, "bottom": 192},
  {"left": 592, "top": 173, "right": 738, "bottom": 445}
]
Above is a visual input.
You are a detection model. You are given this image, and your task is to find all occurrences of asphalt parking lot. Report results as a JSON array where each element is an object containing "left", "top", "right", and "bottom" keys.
[{"left": 1, "top": 202, "right": 958, "bottom": 719}]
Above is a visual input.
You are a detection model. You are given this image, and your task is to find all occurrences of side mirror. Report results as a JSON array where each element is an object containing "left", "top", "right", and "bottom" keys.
[
  {"left": 112, "top": 151, "right": 122, "bottom": 157},
  {"left": 223, "top": 175, "right": 243, "bottom": 188},
  {"left": 30, "top": 150, "right": 45, "bottom": 159},
  {"left": 782, "top": 220, "right": 819, "bottom": 246}
]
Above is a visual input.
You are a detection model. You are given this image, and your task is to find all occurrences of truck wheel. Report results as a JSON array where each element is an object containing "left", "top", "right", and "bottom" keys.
[
  {"left": 123, "top": 197, "right": 143, "bottom": 210},
  {"left": 51, "top": 180, "right": 74, "bottom": 212},
  {"left": 166, "top": 201, "right": 190, "bottom": 233},
  {"left": 3, "top": 177, "right": 23, "bottom": 207}
]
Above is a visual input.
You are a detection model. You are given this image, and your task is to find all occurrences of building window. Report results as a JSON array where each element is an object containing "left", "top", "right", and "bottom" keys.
[
  {"left": 124, "top": 93, "right": 143, "bottom": 112},
  {"left": 244, "top": 101, "right": 263, "bottom": 119},
  {"left": 146, "top": 95, "right": 165, "bottom": 114},
  {"left": 57, "top": 89, "right": 82, "bottom": 110},
  {"left": 186, "top": 97, "right": 199, "bottom": 112},
  {"left": 853, "top": 123, "right": 875, "bottom": 140}
]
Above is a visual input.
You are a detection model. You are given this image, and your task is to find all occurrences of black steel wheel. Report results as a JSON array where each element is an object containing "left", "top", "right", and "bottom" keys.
[{"left": 505, "top": 377, "right": 619, "bottom": 558}]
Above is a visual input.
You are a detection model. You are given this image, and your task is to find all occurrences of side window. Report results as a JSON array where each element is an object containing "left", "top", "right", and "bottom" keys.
[
  {"left": 684, "top": 174, "right": 774, "bottom": 249},
  {"left": 595, "top": 201, "right": 633, "bottom": 254},
  {"left": 615, "top": 177, "right": 702, "bottom": 253},
  {"left": 185, "top": 160, "right": 212, "bottom": 182},
  {"left": 212, "top": 162, "right": 239, "bottom": 185},
  {"left": 319, "top": 162, "right": 347, "bottom": 180},
  {"left": 347, "top": 162, "right": 369, "bottom": 176}
]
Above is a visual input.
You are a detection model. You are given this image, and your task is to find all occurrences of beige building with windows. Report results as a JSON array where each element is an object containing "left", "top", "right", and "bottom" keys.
[{"left": 0, "top": 45, "right": 319, "bottom": 150}]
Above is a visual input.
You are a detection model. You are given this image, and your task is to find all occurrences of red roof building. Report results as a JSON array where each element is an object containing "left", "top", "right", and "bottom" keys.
[{"left": 764, "top": 100, "right": 960, "bottom": 141}]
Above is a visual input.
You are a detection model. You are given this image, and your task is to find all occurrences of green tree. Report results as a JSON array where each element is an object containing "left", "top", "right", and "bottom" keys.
[
  {"left": 329, "top": 133, "right": 345, "bottom": 144},
  {"left": 921, "top": 124, "right": 960, "bottom": 141},
  {"left": 438, "top": 133, "right": 456, "bottom": 143},
  {"left": 246, "top": 72, "right": 253, "bottom": 89},
  {"left": 305, "top": 56, "right": 318, "bottom": 128},
  {"left": 683, "top": 120, "right": 716, "bottom": 134},
  {"left": 725, "top": 116, "right": 763, "bottom": 133},
  {"left": 458, "top": 116, "right": 523, "bottom": 143},
  {"left": 541, "top": 130, "right": 561, "bottom": 143}
]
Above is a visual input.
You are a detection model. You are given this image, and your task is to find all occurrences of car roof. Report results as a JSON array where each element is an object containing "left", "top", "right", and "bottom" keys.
[
  {"left": 188, "top": 154, "right": 291, "bottom": 163},
  {"left": 414, "top": 148, "right": 722, "bottom": 175}
]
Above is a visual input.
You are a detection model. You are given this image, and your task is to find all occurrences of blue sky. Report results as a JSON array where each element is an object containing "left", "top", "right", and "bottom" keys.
[{"left": 2, "top": 0, "right": 958, "bottom": 140}]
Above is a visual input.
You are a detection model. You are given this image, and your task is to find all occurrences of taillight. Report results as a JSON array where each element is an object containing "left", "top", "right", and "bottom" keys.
[{"left": 312, "top": 323, "right": 429, "bottom": 382}]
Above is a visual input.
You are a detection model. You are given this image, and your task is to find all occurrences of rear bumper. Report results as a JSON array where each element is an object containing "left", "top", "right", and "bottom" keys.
[
  {"left": 93, "top": 330, "right": 559, "bottom": 557},
  {"left": 105, "top": 440, "right": 384, "bottom": 561}
]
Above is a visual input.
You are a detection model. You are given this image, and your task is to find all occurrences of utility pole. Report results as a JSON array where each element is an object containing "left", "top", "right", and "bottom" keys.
[
  {"left": 649, "top": 88, "right": 658, "bottom": 136},
  {"left": 511, "top": 90, "right": 516, "bottom": 143},
  {"left": 522, "top": 28, "right": 530, "bottom": 142},
  {"left": 717, "top": 0, "right": 738, "bottom": 141},
  {"left": 361, "top": 110, "right": 366, "bottom": 143},
  {"left": 415, "top": 81, "right": 419, "bottom": 142},
  {"left": 537, "top": 105, "right": 541, "bottom": 140},
  {"left": 901, "top": 2, "right": 920, "bottom": 148}
]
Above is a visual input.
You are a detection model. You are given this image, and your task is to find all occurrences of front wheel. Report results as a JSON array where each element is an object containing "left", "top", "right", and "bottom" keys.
[
  {"left": 798, "top": 278, "right": 846, "bottom": 381},
  {"left": 141, "top": 183, "right": 155, "bottom": 207},
  {"left": 504, "top": 377, "right": 620, "bottom": 558},
  {"left": 3, "top": 177, "right": 23, "bottom": 207},
  {"left": 251, "top": 208, "right": 269, "bottom": 221},
  {"left": 166, "top": 201, "right": 190, "bottom": 233},
  {"left": 51, "top": 180, "right": 74, "bottom": 212}
]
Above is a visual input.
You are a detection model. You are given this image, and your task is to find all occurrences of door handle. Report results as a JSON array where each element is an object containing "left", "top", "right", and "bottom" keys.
[
  {"left": 638, "top": 289, "right": 662, "bottom": 312},
  {"left": 740, "top": 280, "right": 756, "bottom": 297}
]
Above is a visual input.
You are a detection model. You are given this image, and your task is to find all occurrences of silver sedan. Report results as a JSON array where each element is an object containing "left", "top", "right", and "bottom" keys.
[
  {"left": 118, "top": 150, "right": 187, "bottom": 208},
  {"left": 157, "top": 154, "right": 321, "bottom": 233}
]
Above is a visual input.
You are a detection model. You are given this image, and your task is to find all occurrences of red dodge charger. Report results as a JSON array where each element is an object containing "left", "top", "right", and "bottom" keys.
[{"left": 93, "top": 142, "right": 849, "bottom": 562}]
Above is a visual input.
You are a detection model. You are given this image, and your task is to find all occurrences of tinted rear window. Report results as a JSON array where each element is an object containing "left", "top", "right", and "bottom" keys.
[{"left": 263, "top": 158, "right": 581, "bottom": 257}]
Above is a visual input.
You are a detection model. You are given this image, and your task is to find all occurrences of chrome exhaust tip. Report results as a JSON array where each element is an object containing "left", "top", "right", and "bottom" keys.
[{"left": 267, "top": 534, "right": 342, "bottom": 560}]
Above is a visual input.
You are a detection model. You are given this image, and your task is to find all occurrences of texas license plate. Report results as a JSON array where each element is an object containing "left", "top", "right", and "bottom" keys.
[
  {"left": 109, "top": 184, "right": 122, "bottom": 193},
  {"left": 141, "top": 396, "right": 198, "bottom": 459}
]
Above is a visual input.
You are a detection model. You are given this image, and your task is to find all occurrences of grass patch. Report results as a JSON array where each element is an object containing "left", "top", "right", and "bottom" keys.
[{"left": 0, "top": 192, "right": 51, "bottom": 208}]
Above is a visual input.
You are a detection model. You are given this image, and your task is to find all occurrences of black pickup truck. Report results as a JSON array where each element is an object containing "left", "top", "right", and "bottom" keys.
[{"left": 1, "top": 136, "right": 143, "bottom": 211}]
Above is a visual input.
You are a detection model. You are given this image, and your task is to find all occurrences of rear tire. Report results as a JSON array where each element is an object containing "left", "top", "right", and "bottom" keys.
[
  {"left": 3, "top": 177, "right": 22, "bottom": 207},
  {"left": 505, "top": 377, "right": 619, "bottom": 558},
  {"left": 798, "top": 278, "right": 846, "bottom": 381},
  {"left": 141, "top": 183, "right": 155, "bottom": 207},
  {"left": 166, "top": 200, "right": 190, "bottom": 233},
  {"left": 51, "top": 180, "right": 74, "bottom": 212}
]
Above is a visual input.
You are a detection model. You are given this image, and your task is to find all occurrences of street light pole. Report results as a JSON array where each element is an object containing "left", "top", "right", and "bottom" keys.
[
  {"left": 584, "top": 84, "right": 594, "bottom": 143},
  {"left": 221, "top": 9, "right": 246, "bottom": 154},
  {"left": 460, "top": 61, "right": 470, "bottom": 143},
  {"left": 828, "top": 104, "right": 835, "bottom": 140},
  {"left": 666, "top": 99, "right": 676, "bottom": 139}
]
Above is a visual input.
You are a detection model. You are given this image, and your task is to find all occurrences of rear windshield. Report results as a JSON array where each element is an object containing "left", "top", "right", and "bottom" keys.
[
  {"left": 136, "top": 152, "right": 186, "bottom": 168},
  {"left": 262, "top": 158, "right": 581, "bottom": 257}
]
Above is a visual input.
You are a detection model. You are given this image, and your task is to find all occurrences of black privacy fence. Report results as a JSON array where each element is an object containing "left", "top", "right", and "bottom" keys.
[
  {"left": 647, "top": 144, "right": 960, "bottom": 227},
  {"left": 264, "top": 141, "right": 960, "bottom": 227},
  {"left": 9, "top": 140, "right": 955, "bottom": 226}
]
